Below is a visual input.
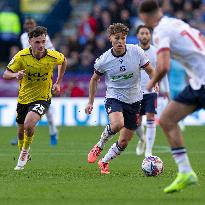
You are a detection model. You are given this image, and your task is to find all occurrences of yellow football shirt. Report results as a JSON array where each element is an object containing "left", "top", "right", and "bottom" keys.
[{"left": 7, "top": 48, "right": 65, "bottom": 104}]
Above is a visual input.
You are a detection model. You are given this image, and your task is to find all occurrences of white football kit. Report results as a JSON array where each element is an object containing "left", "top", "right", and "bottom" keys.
[
  {"left": 153, "top": 16, "right": 205, "bottom": 90},
  {"left": 141, "top": 45, "right": 169, "bottom": 94},
  {"left": 94, "top": 44, "right": 149, "bottom": 104}
]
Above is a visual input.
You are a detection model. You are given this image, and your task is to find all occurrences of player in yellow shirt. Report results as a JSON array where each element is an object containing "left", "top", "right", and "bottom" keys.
[{"left": 3, "top": 26, "right": 67, "bottom": 170}]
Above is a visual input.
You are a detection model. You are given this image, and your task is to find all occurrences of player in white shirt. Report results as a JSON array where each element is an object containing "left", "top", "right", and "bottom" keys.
[
  {"left": 85, "top": 23, "right": 155, "bottom": 174},
  {"left": 139, "top": 0, "right": 201, "bottom": 193},
  {"left": 135, "top": 25, "right": 169, "bottom": 157},
  {"left": 20, "top": 18, "right": 54, "bottom": 50},
  {"left": 11, "top": 17, "right": 58, "bottom": 146}
]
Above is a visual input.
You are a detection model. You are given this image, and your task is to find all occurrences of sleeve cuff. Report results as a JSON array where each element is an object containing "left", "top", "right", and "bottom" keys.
[
  {"left": 141, "top": 61, "right": 150, "bottom": 69},
  {"left": 94, "top": 69, "right": 104, "bottom": 76},
  {"left": 157, "top": 48, "right": 170, "bottom": 54}
]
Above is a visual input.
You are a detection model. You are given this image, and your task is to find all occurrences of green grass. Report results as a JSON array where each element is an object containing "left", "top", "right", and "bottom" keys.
[{"left": 0, "top": 126, "right": 204, "bottom": 205}]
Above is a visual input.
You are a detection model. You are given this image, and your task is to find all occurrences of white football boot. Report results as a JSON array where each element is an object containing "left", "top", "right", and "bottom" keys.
[{"left": 14, "top": 148, "right": 30, "bottom": 170}]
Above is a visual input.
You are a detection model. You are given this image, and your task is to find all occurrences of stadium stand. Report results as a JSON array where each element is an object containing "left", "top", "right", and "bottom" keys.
[{"left": 0, "top": 0, "right": 204, "bottom": 97}]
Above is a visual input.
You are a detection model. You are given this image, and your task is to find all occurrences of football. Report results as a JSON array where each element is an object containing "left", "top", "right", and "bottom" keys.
[{"left": 141, "top": 156, "right": 164, "bottom": 176}]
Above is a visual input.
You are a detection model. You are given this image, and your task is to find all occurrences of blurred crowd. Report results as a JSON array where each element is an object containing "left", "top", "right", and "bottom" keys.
[
  {"left": 54, "top": 0, "right": 204, "bottom": 75},
  {"left": 1, "top": 0, "right": 204, "bottom": 73},
  {"left": 0, "top": 0, "right": 204, "bottom": 97}
]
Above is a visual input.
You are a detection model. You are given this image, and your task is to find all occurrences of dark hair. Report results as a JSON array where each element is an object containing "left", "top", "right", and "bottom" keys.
[
  {"left": 28, "top": 26, "right": 47, "bottom": 39},
  {"left": 107, "top": 23, "right": 129, "bottom": 35},
  {"left": 25, "top": 17, "right": 36, "bottom": 22},
  {"left": 136, "top": 25, "right": 152, "bottom": 35},
  {"left": 138, "top": 0, "right": 159, "bottom": 14}
]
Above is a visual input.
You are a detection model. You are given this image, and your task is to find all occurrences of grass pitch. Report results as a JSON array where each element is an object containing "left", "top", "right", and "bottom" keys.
[{"left": 0, "top": 126, "right": 204, "bottom": 205}]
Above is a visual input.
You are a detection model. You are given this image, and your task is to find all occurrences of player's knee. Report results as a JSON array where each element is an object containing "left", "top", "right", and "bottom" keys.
[
  {"left": 146, "top": 113, "right": 155, "bottom": 121},
  {"left": 111, "top": 121, "right": 124, "bottom": 132},
  {"left": 24, "top": 122, "right": 34, "bottom": 136},
  {"left": 159, "top": 115, "right": 173, "bottom": 131}
]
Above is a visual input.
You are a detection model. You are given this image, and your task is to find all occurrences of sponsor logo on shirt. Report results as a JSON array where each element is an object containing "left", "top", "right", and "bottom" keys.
[{"left": 111, "top": 73, "right": 133, "bottom": 81}]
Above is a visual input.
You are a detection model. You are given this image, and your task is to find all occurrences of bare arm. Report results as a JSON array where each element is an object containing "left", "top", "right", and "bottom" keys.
[
  {"left": 85, "top": 72, "right": 101, "bottom": 114},
  {"left": 144, "top": 63, "right": 159, "bottom": 92},
  {"left": 3, "top": 69, "right": 25, "bottom": 80},
  {"left": 143, "top": 63, "right": 155, "bottom": 79},
  {"left": 56, "top": 57, "right": 68, "bottom": 84},
  {"left": 52, "top": 57, "right": 68, "bottom": 94},
  {"left": 147, "top": 50, "right": 170, "bottom": 91}
]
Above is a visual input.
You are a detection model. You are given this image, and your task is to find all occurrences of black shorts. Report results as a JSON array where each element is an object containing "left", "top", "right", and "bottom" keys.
[
  {"left": 16, "top": 100, "right": 50, "bottom": 124},
  {"left": 140, "top": 93, "right": 157, "bottom": 115},
  {"left": 174, "top": 85, "right": 205, "bottom": 111},
  {"left": 105, "top": 98, "right": 141, "bottom": 130}
]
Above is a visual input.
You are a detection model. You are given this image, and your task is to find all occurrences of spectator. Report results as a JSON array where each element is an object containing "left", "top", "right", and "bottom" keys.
[
  {"left": 0, "top": 5, "right": 21, "bottom": 62},
  {"left": 79, "top": 12, "right": 97, "bottom": 44},
  {"left": 78, "top": 50, "right": 94, "bottom": 73},
  {"left": 120, "top": 9, "right": 131, "bottom": 28},
  {"left": 94, "top": 36, "right": 108, "bottom": 57}
]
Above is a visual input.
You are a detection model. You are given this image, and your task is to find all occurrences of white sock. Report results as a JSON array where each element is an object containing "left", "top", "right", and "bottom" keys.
[
  {"left": 171, "top": 147, "right": 192, "bottom": 173},
  {"left": 46, "top": 108, "right": 57, "bottom": 135},
  {"left": 136, "top": 125, "right": 145, "bottom": 141},
  {"left": 102, "top": 141, "right": 124, "bottom": 163},
  {"left": 145, "top": 120, "right": 156, "bottom": 156},
  {"left": 97, "top": 124, "right": 115, "bottom": 149}
]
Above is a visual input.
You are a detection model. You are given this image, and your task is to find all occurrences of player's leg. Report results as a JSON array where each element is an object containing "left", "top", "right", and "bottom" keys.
[
  {"left": 143, "top": 93, "right": 157, "bottom": 157},
  {"left": 171, "top": 89, "right": 186, "bottom": 131},
  {"left": 10, "top": 123, "right": 24, "bottom": 146},
  {"left": 46, "top": 106, "right": 58, "bottom": 145},
  {"left": 88, "top": 99, "right": 123, "bottom": 163},
  {"left": 135, "top": 115, "right": 146, "bottom": 155},
  {"left": 160, "top": 100, "right": 198, "bottom": 193},
  {"left": 15, "top": 101, "right": 49, "bottom": 170},
  {"left": 99, "top": 128, "right": 134, "bottom": 174},
  {"left": 17, "top": 124, "right": 24, "bottom": 150},
  {"left": 88, "top": 111, "right": 123, "bottom": 163},
  {"left": 100, "top": 127, "right": 133, "bottom": 160},
  {"left": 98, "top": 101, "right": 140, "bottom": 174},
  {"left": 14, "top": 111, "right": 41, "bottom": 170},
  {"left": 145, "top": 112, "right": 156, "bottom": 157}
]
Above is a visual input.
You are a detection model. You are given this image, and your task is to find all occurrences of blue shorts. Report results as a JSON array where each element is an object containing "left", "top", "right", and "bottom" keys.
[
  {"left": 105, "top": 98, "right": 141, "bottom": 130},
  {"left": 174, "top": 85, "right": 205, "bottom": 111},
  {"left": 140, "top": 93, "right": 157, "bottom": 115}
]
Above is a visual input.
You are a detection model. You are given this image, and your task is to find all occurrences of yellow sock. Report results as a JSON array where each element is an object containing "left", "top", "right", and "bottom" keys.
[
  {"left": 18, "top": 139, "right": 24, "bottom": 151},
  {"left": 23, "top": 134, "right": 33, "bottom": 150}
]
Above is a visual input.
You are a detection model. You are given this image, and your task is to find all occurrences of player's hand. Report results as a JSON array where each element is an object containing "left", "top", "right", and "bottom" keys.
[
  {"left": 85, "top": 103, "right": 93, "bottom": 114},
  {"left": 16, "top": 70, "right": 26, "bottom": 80},
  {"left": 162, "top": 92, "right": 170, "bottom": 101},
  {"left": 52, "top": 83, "right": 61, "bottom": 96},
  {"left": 153, "top": 83, "right": 159, "bottom": 92},
  {"left": 147, "top": 79, "right": 155, "bottom": 91}
]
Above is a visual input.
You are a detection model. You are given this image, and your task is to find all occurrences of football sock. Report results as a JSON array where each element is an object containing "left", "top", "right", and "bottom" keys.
[
  {"left": 97, "top": 124, "right": 116, "bottom": 149},
  {"left": 46, "top": 109, "right": 57, "bottom": 135},
  {"left": 18, "top": 139, "right": 24, "bottom": 151},
  {"left": 102, "top": 141, "right": 124, "bottom": 163},
  {"left": 145, "top": 120, "right": 156, "bottom": 156},
  {"left": 23, "top": 134, "right": 33, "bottom": 150},
  {"left": 136, "top": 125, "right": 145, "bottom": 140},
  {"left": 171, "top": 147, "right": 192, "bottom": 173}
]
